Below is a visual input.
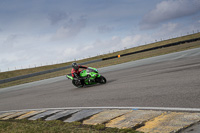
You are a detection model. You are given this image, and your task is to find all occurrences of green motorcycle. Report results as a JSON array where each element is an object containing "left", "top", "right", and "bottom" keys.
[{"left": 66, "top": 67, "right": 107, "bottom": 88}]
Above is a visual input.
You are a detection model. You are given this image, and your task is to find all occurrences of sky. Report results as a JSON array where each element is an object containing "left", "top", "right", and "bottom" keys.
[{"left": 0, "top": 0, "right": 200, "bottom": 72}]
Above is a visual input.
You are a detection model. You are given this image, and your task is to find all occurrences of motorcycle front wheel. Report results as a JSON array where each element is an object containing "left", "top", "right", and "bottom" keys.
[{"left": 98, "top": 76, "right": 107, "bottom": 84}]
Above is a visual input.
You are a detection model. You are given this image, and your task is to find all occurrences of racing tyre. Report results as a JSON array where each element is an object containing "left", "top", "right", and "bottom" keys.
[
  {"left": 99, "top": 76, "right": 107, "bottom": 84},
  {"left": 72, "top": 79, "right": 83, "bottom": 88}
]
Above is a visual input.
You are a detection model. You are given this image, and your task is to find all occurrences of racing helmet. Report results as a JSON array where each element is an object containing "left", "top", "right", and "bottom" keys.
[{"left": 72, "top": 62, "right": 79, "bottom": 70}]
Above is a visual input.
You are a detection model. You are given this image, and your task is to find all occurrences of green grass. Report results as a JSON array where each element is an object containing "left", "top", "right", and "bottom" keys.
[
  {"left": 0, "top": 32, "right": 200, "bottom": 88},
  {"left": 0, "top": 119, "right": 142, "bottom": 133}
]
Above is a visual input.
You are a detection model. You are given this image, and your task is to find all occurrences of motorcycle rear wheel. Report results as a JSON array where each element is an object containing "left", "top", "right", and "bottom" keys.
[{"left": 72, "top": 79, "right": 83, "bottom": 88}]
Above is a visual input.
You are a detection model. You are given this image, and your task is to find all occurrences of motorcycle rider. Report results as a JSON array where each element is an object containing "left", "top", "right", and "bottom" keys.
[{"left": 71, "top": 62, "right": 88, "bottom": 86}]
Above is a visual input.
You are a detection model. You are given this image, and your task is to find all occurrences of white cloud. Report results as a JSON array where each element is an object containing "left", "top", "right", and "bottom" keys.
[
  {"left": 63, "top": 48, "right": 79, "bottom": 59},
  {"left": 51, "top": 16, "right": 87, "bottom": 41},
  {"left": 0, "top": 34, "right": 55, "bottom": 70},
  {"left": 153, "top": 22, "right": 180, "bottom": 37},
  {"left": 48, "top": 11, "right": 69, "bottom": 25},
  {"left": 81, "top": 45, "right": 94, "bottom": 51},
  {"left": 163, "top": 23, "right": 178, "bottom": 32},
  {"left": 98, "top": 25, "right": 114, "bottom": 34},
  {"left": 1, "top": 34, "right": 18, "bottom": 50},
  {"left": 140, "top": 0, "right": 200, "bottom": 30},
  {"left": 122, "top": 35, "right": 142, "bottom": 47}
]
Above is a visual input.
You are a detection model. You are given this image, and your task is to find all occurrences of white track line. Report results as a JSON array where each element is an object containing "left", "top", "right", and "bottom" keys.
[{"left": 1, "top": 107, "right": 200, "bottom": 113}]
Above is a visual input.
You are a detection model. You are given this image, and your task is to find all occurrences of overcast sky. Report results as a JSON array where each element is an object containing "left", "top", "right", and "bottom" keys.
[{"left": 0, "top": 0, "right": 200, "bottom": 72}]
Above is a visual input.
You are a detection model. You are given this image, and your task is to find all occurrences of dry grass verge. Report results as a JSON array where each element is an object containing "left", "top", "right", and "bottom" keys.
[{"left": 0, "top": 119, "right": 142, "bottom": 133}]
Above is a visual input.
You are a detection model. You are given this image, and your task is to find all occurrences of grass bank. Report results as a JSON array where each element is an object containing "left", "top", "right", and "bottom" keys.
[
  {"left": 0, "top": 119, "right": 141, "bottom": 133},
  {"left": 0, "top": 33, "right": 200, "bottom": 88}
]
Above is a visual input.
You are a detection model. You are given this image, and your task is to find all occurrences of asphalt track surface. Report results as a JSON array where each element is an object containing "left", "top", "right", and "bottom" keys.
[{"left": 0, "top": 48, "right": 200, "bottom": 112}]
